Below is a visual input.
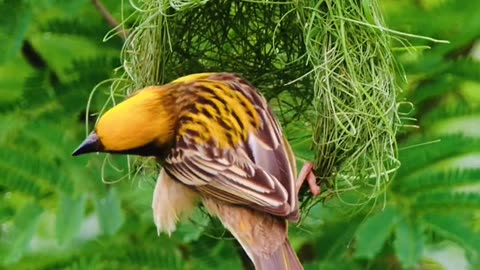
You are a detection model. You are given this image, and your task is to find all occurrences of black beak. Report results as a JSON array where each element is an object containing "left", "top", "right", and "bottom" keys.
[{"left": 72, "top": 133, "right": 103, "bottom": 156}]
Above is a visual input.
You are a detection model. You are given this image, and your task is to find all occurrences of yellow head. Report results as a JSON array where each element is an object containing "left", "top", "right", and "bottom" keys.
[{"left": 72, "top": 86, "right": 176, "bottom": 157}]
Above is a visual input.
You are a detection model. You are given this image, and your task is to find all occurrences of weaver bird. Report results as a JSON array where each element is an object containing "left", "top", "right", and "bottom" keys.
[{"left": 73, "top": 73, "right": 319, "bottom": 270}]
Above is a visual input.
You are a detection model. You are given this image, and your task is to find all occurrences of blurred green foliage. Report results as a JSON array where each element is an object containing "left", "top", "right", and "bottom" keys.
[{"left": 0, "top": 0, "right": 479, "bottom": 269}]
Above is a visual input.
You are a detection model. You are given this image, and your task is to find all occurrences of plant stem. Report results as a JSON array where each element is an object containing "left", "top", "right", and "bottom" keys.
[{"left": 91, "top": 0, "right": 128, "bottom": 40}]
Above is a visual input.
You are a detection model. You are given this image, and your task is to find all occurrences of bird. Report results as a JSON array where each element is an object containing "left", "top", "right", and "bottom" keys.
[{"left": 73, "top": 72, "right": 319, "bottom": 270}]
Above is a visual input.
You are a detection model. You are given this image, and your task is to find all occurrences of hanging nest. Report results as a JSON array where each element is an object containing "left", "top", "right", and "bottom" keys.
[{"left": 97, "top": 0, "right": 402, "bottom": 212}]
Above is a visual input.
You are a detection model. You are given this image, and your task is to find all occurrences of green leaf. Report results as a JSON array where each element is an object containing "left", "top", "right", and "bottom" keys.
[
  {"left": 397, "top": 136, "right": 480, "bottom": 178},
  {"left": 1, "top": 203, "right": 43, "bottom": 265},
  {"left": 96, "top": 188, "right": 124, "bottom": 236},
  {"left": 174, "top": 208, "right": 210, "bottom": 243},
  {"left": 0, "top": 56, "right": 33, "bottom": 104},
  {"left": 120, "top": 247, "right": 185, "bottom": 270},
  {"left": 0, "top": 205, "right": 14, "bottom": 224},
  {"left": 56, "top": 193, "right": 86, "bottom": 245},
  {"left": 414, "top": 192, "right": 480, "bottom": 211},
  {"left": 421, "top": 104, "right": 480, "bottom": 137},
  {"left": 0, "top": 163, "right": 44, "bottom": 198},
  {"left": 447, "top": 59, "right": 480, "bottom": 83},
  {"left": 411, "top": 76, "right": 458, "bottom": 104},
  {"left": 394, "top": 217, "right": 424, "bottom": 269},
  {"left": 397, "top": 169, "right": 480, "bottom": 194},
  {"left": 305, "top": 260, "right": 362, "bottom": 270},
  {"left": 29, "top": 34, "right": 107, "bottom": 82},
  {"left": 0, "top": 0, "right": 32, "bottom": 63},
  {"left": 422, "top": 104, "right": 480, "bottom": 127},
  {"left": 422, "top": 214, "right": 480, "bottom": 256},
  {"left": 0, "top": 145, "right": 73, "bottom": 196},
  {"left": 354, "top": 207, "right": 400, "bottom": 259},
  {"left": 187, "top": 240, "right": 243, "bottom": 270},
  {"left": 293, "top": 211, "right": 362, "bottom": 261}
]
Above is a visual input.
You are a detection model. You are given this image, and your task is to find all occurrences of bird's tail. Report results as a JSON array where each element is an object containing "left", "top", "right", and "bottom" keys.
[
  {"left": 202, "top": 198, "right": 303, "bottom": 270},
  {"left": 252, "top": 237, "right": 303, "bottom": 270}
]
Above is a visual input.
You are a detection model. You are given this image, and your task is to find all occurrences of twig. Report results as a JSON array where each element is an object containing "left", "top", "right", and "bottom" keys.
[{"left": 91, "top": 0, "right": 128, "bottom": 40}]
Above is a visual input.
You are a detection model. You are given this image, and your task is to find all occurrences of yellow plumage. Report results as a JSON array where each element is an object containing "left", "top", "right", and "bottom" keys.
[{"left": 73, "top": 73, "right": 319, "bottom": 270}]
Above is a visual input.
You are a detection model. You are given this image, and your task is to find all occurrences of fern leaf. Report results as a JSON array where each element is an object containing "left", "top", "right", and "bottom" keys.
[
  {"left": 23, "top": 120, "right": 76, "bottom": 158},
  {"left": 21, "top": 71, "right": 54, "bottom": 109},
  {"left": 0, "top": 0, "right": 32, "bottom": 64},
  {"left": 354, "top": 207, "right": 401, "bottom": 259},
  {"left": 0, "top": 205, "right": 14, "bottom": 224},
  {"left": 0, "top": 145, "right": 73, "bottom": 195},
  {"left": 186, "top": 240, "right": 244, "bottom": 270},
  {"left": 116, "top": 247, "right": 185, "bottom": 270},
  {"left": 397, "top": 169, "right": 480, "bottom": 194},
  {"left": 422, "top": 104, "right": 480, "bottom": 127},
  {"left": 1, "top": 203, "right": 43, "bottom": 265},
  {"left": 56, "top": 193, "right": 86, "bottom": 245},
  {"left": 411, "top": 76, "right": 459, "bottom": 104},
  {"left": 0, "top": 114, "right": 26, "bottom": 143},
  {"left": 414, "top": 192, "right": 480, "bottom": 211},
  {"left": 96, "top": 188, "right": 124, "bottom": 236},
  {"left": 394, "top": 217, "right": 424, "bottom": 269},
  {"left": 397, "top": 135, "right": 480, "bottom": 178},
  {"left": 173, "top": 208, "right": 210, "bottom": 243},
  {"left": 304, "top": 261, "right": 362, "bottom": 270},
  {"left": 422, "top": 213, "right": 480, "bottom": 256},
  {"left": 446, "top": 59, "right": 480, "bottom": 83},
  {"left": 39, "top": 18, "right": 122, "bottom": 48},
  {"left": 0, "top": 161, "right": 44, "bottom": 198},
  {"left": 68, "top": 57, "right": 119, "bottom": 79},
  {"left": 421, "top": 103, "right": 480, "bottom": 137}
]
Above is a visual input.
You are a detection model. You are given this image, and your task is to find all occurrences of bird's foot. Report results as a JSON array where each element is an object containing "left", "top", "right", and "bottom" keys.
[{"left": 295, "top": 162, "right": 320, "bottom": 196}]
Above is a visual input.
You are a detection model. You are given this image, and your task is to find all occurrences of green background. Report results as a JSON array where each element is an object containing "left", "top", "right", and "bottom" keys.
[{"left": 0, "top": 0, "right": 479, "bottom": 269}]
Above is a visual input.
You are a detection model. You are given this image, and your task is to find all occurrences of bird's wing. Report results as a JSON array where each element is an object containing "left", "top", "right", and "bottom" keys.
[{"left": 164, "top": 74, "right": 298, "bottom": 218}]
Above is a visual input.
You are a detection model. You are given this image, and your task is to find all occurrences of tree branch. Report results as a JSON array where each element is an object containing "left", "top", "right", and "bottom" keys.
[{"left": 91, "top": 0, "right": 128, "bottom": 40}]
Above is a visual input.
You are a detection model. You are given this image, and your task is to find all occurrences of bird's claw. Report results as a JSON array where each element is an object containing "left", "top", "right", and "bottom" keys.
[{"left": 295, "top": 162, "right": 320, "bottom": 196}]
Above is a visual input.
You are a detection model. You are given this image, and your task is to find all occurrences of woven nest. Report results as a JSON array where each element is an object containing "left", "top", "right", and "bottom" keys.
[{"left": 100, "top": 0, "right": 402, "bottom": 212}]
